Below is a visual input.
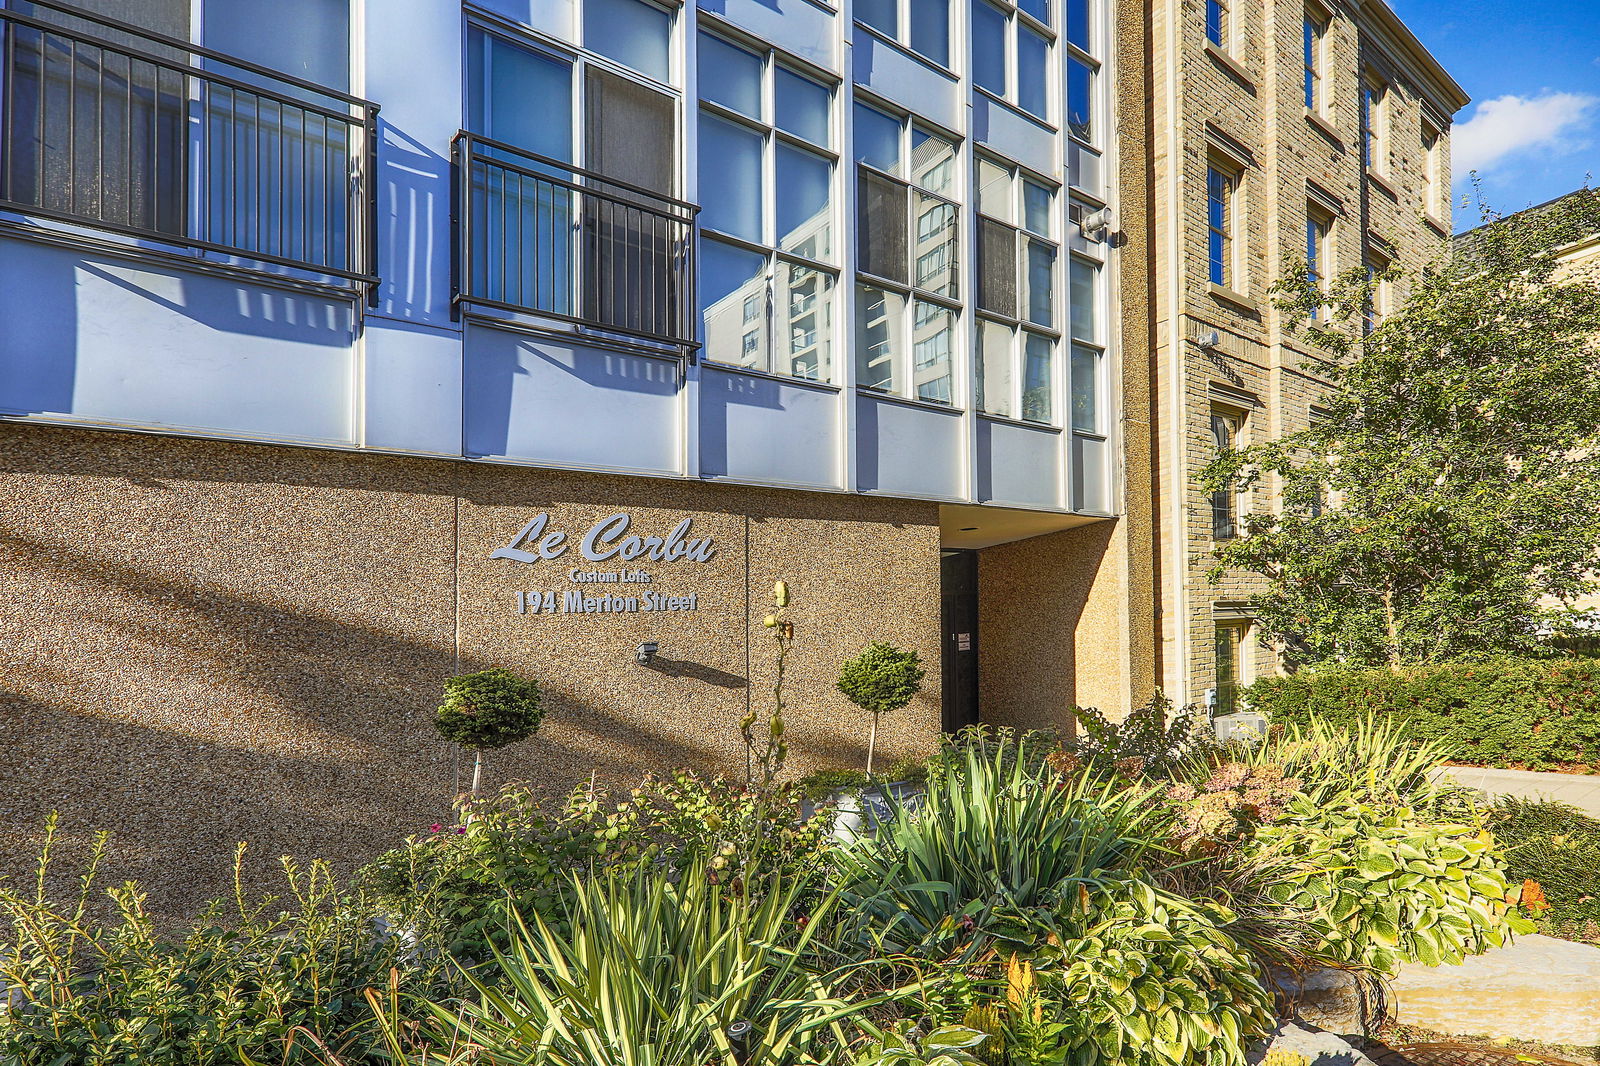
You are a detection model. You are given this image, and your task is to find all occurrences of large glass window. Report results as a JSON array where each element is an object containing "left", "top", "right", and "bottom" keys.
[
  {"left": 974, "top": 157, "right": 1058, "bottom": 425},
  {"left": 464, "top": 22, "right": 683, "bottom": 338},
  {"left": 970, "top": 0, "right": 1052, "bottom": 123},
  {"left": 1306, "top": 203, "right": 1333, "bottom": 319},
  {"left": 582, "top": 0, "right": 672, "bottom": 81},
  {"left": 1214, "top": 622, "right": 1250, "bottom": 715},
  {"left": 1362, "top": 74, "right": 1388, "bottom": 175},
  {"left": 1067, "top": 191, "right": 1107, "bottom": 511},
  {"left": 1210, "top": 408, "right": 1242, "bottom": 540},
  {"left": 466, "top": 28, "right": 576, "bottom": 318},
  {"left": 1303, "top": 9, "right": 1327, "bottom": 113},
  {"left": 1363, "top": 245, "right": 1391, "bottom": 335},
  {"left": 1206, "top": 160, "right": 1240, "bottom": 289},
  {"left": 698, "top": 34, "right": 837, "bottom": 380},
  {"left": 858, "top": 0, "right": 951, "bottom": 67},
  {"left": 1206, "top": 0, "right": 1227, "bottom": 48},
  {"left": 854, "top": 101, "right": 960, "bottom": 403}
]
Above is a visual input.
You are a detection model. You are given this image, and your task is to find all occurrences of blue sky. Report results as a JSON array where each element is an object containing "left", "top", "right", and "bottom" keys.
[{"left": 1387, "top": 0, "right": 1599, "bottom": 230}]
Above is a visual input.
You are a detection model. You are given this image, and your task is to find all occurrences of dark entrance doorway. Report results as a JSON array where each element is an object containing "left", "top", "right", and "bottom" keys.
[{"left": 940, "top": 549, "right": 979, "bottom": 732}]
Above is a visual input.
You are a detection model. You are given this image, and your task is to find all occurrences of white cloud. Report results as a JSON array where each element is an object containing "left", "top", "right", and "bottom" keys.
[{"left": 1452, "top": 92, "right": 1599, "bottom": 175}]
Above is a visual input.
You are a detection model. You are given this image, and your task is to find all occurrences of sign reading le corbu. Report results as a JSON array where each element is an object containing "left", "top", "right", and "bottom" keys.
[{"left": 491, "top": 512, "right": 715, "bottom": 617}]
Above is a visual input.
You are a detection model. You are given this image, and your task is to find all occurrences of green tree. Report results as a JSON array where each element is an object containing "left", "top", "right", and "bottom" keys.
[
  {"left": 1199, "top": 190, "right": 1600, "bottom": 670},
  {"left": 837, "top": 642, "right": 925, "bottom": 773},
  {"left": 434, "top": 668, "right": 545, "bottom": 797}
]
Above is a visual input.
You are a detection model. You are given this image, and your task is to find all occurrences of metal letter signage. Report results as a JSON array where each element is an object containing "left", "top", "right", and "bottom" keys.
[{"left": 492, "top": 512, "right": 715, "bottom": 616}]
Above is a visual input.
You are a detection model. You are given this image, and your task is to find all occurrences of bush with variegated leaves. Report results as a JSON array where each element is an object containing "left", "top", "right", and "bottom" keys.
[
  {"left": 1044, "top": 880, "right": 1275, "bottom": 1066},
  {"left": 1252, "top": 799, "right": 1535, "bottom": 971}
]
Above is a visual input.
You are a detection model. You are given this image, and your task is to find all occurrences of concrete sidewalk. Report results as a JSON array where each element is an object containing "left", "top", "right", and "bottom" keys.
[{"left": 1433, "top": 765, "right": 1600, "bottom": 819}]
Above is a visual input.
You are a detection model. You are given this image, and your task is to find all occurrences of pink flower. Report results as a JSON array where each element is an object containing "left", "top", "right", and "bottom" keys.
[
  {"left": 456, "top": 826, "right": 467, "bottom": 834},
  {"left": 430, "top": 824, "right": 443, "bottom": 833}
]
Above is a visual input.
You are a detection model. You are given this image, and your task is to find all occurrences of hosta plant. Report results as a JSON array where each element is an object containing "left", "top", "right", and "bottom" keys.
[
  {"left": 1253, "top": 799, "right": 1536, "bottom": 971},
  {"left": 1042, "top": 880, "right": 1275, "bottom": 1066},
  {"left": 853, "top": 1025, "right": 991, "bottom": 1066}
]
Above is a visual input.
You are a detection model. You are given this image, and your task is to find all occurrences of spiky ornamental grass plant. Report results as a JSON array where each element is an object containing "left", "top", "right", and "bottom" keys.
[
  {"left": 833, "top": 735, "right": 1276, "bottom": 1066},
  {"left": 834, "top": 731, "right": 1174, "bottom": 960},
  {"left": 400, "top": 863, "right": 865, "bottom": 1066}
]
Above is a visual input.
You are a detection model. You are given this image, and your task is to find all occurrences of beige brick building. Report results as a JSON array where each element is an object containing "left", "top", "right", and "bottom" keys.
[{"left": 1145, "top": 0, "right": 1468, "bottom": 708}]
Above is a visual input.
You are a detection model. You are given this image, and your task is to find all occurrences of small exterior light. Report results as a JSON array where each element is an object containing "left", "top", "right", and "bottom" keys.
[{"left": 635, "top": 641, "right": 659, "bottom": 666}]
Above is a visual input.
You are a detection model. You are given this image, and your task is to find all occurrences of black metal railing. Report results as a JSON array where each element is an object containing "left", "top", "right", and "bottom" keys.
[
  {"left": 0, "top": 1, "right": 379, "bottom": 296},
  {"left": 452, "top": 130, "right": 698, "bottom": 354}
]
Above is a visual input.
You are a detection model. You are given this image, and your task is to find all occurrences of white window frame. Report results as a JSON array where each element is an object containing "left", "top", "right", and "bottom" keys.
[
  {"left": 852, "top": 97, "right": 963, "bottom": 406},
  {"left": 1303, "top": 5, "right": 1329, "bottom": 116},
  {"left": 853, "top": 0, "right": 953, "bottom": 69},
  {"left": 971, "top": 0, "right": 1055, "bottom": 125},
  {"left": 696, "top": 27, "right": 840, "bottom": 381},
  {"left": 973, "top": 154, "right": 1063, "bottom": 425}
]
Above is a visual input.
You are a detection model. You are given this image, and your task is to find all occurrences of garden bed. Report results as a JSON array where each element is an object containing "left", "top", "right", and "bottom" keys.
[{"left": 0, "top": 713, "right": 1548, "bottom": 1066}]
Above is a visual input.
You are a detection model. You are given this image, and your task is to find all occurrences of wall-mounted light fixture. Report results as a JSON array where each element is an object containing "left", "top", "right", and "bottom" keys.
[
  {"left": 634, "top": 641, "right": 660, "bottom": 666},
  {"left": 1195, "top": 330, "right": 1222, "bottom": 351}
]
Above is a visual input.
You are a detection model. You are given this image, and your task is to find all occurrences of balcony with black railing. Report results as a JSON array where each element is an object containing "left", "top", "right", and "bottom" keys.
[
  {"left": 0, "top": 1, "right": 379, "bottom": 297},
  {"left": 451, "top": 130, "right": 699, "bottom": 356}
]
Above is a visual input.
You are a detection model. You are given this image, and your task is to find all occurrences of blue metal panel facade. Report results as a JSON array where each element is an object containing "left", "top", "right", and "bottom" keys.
[{"left": 0, "top": 0, "right": 1119, "bottom": 519}]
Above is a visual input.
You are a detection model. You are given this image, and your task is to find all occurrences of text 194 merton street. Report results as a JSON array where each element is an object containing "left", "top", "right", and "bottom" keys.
[{"left": 516, "top": 590, "right": 701, "bottom": 614}]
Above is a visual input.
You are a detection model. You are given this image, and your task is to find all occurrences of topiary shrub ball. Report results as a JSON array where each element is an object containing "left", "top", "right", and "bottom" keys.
[
  {"left": 434, "top": 668, "right": 544, "bottom": 750},
  {"left": 837, "top": 642, "right": 926, "bottom": 715}
]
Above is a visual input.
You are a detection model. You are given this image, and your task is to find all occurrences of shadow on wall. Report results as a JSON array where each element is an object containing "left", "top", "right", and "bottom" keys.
[
  {"left": 376, "top": 121, "right": 450, "bottom": 324},
  {"left": 977, "top": 519, "right": 1119, "bottom": 732},
  {"left": 462, "top": 330, "right": 680, "bottom": 463},
  {"left": 0, "top": 236, "right": 356, "bottom": 439},
  {"left": 0, "top": 423, "right": 942, "bottom": 919},
  {"left": 0, "top": 530, "right": 729, "bottom": 923}
]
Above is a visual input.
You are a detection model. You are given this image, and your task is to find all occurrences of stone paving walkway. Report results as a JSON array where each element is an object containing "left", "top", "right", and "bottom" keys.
[
  {"left": 1432, "top": 765, "right": 1600, "bottom": 819},
  {"left": 1391, "top": 934, "right": 1600, "bottom": 1046}
]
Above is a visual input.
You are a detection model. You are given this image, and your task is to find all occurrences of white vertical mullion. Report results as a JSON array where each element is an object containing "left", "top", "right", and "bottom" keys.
[
  {"left": 958, "top": 0, "right": 978, "bottom": 505},
  {"left": 761, "top": 50, "right": 777, "bottom": 376},
  {"left": 682, "top": 8, "right": 701, "bottom": 479},
  {"left": 839, "top": 24, "right": 860, "bottom": 493}
]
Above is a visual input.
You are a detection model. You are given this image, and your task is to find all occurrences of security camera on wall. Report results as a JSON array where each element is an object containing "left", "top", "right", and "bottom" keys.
[{"left": 1080, "top": 208, "right": 1115, "bottom": 242}]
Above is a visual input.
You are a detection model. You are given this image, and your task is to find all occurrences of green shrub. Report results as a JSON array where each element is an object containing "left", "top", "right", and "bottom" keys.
[
  {"left": 395, "top": 864, "right": 862, "bottom": 1066},
  {"left": 835, "top": 734, "right": 1170, "bottom": 959},
  {"left": 362, "top": 771, "right": 832, "bottom": 958},
  {"left": 1488, "top": 797, "right": 1600, "bottom": 927},
  {"left": 433, "top": 667, "right": 544, "bottom": 751},
  {"left": 838, "top": 735, "right": 1274, "bottom": 1066},
  {"left": 798, "top": 758, "right": 931, "bottom": 801},
  {"left": 838, "top": 643, "right": 927, "bottom": 773},
  {"left": 1246, "top": 658, "right": 1600, "bottom": 768},
  {"left": 1045, "top": 881, "right": 1275, "bottom": 1066},
  {"left": 925, "top": 726, "right": 1066, "bottom": 784},
  {"left": 1191, "top": 715, "right": 1462, "bottom": 814},
  {"left": 1068, "top": 695, "right": 1212, "bottom": 779},
  {"left": 799, "top": 768, "right": 874, "bottom": 800},
  {"left": 1251, "top": 798, "right": 1535, "bottom": 972},
  {"left": 0, "top": 819, "right": 448, "bottom": 1066}
]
